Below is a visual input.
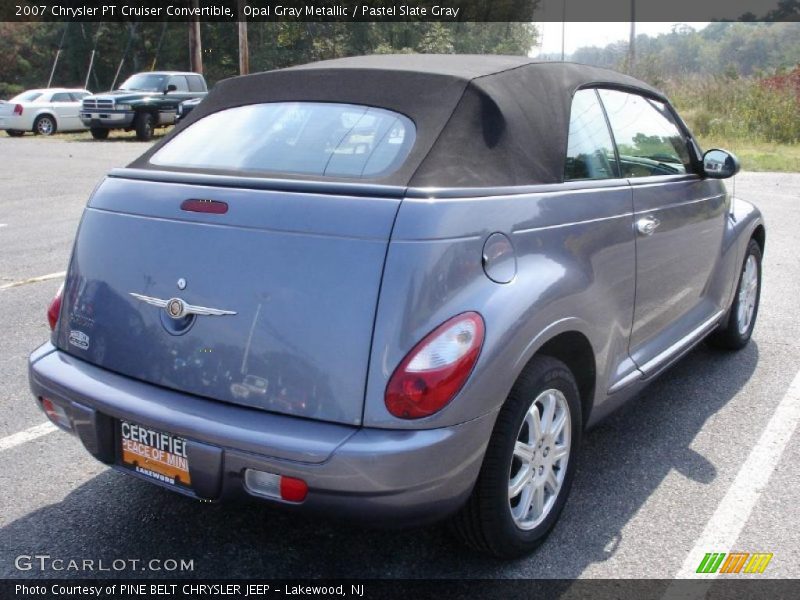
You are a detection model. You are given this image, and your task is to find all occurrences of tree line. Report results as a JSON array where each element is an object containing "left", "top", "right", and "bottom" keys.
[
  {"left": 564, "top": 22, "right": 800, "bottom": 85},
  {"left": 0, "top": 22, "right": 537, "bottom": 96}
]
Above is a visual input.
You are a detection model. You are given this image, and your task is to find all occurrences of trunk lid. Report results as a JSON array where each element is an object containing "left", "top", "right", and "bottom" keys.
[{"left": 56, "top": 171, "right": 401, "bottom": 425}]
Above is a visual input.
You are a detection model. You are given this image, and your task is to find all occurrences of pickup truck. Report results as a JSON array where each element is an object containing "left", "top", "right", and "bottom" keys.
[{"left": 80, "top": 71, "right": 207, "bottom": 141}]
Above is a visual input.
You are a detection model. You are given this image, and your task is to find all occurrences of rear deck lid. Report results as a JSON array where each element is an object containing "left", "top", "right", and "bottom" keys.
[{"left": 56, "top": 173, "right": 401, "bottom": 425}]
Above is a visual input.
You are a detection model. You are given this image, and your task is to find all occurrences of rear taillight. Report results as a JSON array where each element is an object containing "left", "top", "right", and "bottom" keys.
[
  {"left": 47, "top": 282, "right": 64, "bottom": 331},
  {"left": 40, "top": 397, "right": 72, "bottom": 430},
  {"left": 243, "top": 469, "right": 308, "bottom": 503},
  {"left": 385, "top": 312, "right": 485, "bottom": 419},
  {"left": 13, "top": 104, "right": 23, "bottom": 116}
]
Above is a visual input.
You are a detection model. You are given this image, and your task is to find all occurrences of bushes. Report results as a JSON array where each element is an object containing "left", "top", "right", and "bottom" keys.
[{"left": 663, "top": 73, "right": 800, "bottom": 144}]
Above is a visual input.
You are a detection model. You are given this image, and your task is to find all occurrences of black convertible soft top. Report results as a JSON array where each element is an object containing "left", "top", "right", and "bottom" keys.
[{"left": 131, "top": 55, "right": 666, "bottom": 188}]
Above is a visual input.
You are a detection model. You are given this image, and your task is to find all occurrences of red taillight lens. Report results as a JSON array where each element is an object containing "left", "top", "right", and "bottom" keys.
[
  {"left": 279, "top": 476, "right": 309, "bottom": 502},
  {"left": 385, "top": 312, "right": 485, "bottom": 419},
  {"left": 13, "top": 104, "right": 23, "bottom": 116},
  {"left": 41, "top": 397, "right": 72, "bottom": 430},
  {"left": 47, "top": 283, "right": 64, "bottom": 331}
]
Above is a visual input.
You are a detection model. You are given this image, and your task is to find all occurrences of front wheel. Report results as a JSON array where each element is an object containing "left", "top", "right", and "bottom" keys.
[
  {"left": 450, "top": 356, "right": 582, "bottom": 557},
  {"left": 90, "top": 127, "right": 109, "bottom": 140},
  {"left": 134, "top": 112, "right": 155, "bottom": 141},
  {"left": 708, "top": 238, "right": 762, "bottom": 350}
]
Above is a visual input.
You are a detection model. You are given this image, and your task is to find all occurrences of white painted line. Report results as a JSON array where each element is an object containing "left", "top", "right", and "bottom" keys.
[
  {"left": 0, "top": 270, "right": 65, "bottom": 291},
  {"left": 0, "top": 223, "right": 7, "bottom": 228},
  {"left": 0, "top": 422, "right": 58, "bottom": 453},
  {"left": 675, "top": 367, "right": 800, "bottom": 579}
]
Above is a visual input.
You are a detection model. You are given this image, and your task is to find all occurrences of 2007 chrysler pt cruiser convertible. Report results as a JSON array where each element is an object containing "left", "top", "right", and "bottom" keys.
[{"left": 29, "top": 55, "right": 764, "bottom": 557}]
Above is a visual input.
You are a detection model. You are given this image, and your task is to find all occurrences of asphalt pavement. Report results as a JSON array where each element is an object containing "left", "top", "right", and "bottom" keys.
[{"left": 1, "top": 136, "right": 798, "bottom": 580}]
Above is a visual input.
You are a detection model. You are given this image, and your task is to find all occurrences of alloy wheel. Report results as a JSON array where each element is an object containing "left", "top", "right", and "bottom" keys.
[
  {"left": 508, "top": 388, "right": 571, "bottom": 530},
  {"left": 737, "top": 254, "right": 759, "bottom": 335}
]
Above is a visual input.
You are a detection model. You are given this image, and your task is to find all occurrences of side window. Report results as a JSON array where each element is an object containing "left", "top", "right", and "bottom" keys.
[
  {"left": 187, "top": 76, "right": 205, "bottom": 92},
  {"left": 51, "top": 92, "right": 72, "bottom": 102},
  {"left": 565, "top": 89, "right": 619, "bottom": 181},
  {"left": 598, "top": 89, "right": 691, "bottom": 177},
  {"left": 70, "top": 92, "right": 89, "bottom": 101},
  {"left": 168, "top": 76, "right": 189, "bottom": 92}
]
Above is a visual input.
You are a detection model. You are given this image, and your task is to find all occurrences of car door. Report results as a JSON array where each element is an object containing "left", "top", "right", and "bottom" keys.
[
  {"left": 48, "top": 92, "right": 76, "bottom": 130},
  {"left": 598, "top": 89, "right": 728, "bottom": 375},
  {"left": 563, "top": 88, "right": 639, "bottom": 393},
  {"left": 165, "top": 75, "right": 192, "bottom": 123}
]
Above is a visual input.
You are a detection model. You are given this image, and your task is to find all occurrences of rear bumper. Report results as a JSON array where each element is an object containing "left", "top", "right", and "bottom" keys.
[
  {"left": 28, "top": 343, "right": 495, "bottom": 526},
  {"left": 0, "top": 115, "right": 31, "bottom": 131},
  {"left": 80, "top": 111, "right": 135, "bottom": 128}
]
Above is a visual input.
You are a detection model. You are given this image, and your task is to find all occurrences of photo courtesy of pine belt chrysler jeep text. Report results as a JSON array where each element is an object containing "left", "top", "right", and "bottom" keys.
[{"left": 29, "top": 56, "right": 765, "bottom": 557}]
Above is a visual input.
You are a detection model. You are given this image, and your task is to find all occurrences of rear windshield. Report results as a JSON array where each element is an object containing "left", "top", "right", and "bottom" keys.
[
  {"left": 12, "top": 91, "right": 44, "bottom": 102},
  {"left": 149, "top": 102, "right": 416, "bottom": 179}
]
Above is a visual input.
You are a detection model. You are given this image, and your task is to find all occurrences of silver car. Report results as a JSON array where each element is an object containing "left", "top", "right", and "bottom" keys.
[{"left": 29, "top": 56, "right": 764, "bottom": 557}]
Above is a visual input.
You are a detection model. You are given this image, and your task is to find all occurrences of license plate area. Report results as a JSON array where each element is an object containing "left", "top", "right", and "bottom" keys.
[{"left": 119, "top": 421, "right": 192, "bottom": 489}]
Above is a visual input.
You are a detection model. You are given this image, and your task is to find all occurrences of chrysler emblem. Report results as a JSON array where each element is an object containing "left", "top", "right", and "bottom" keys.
[
  {"left": 166, "top": 298, "right": 186, "bottom": 319},
  {"left": 129, "top": 292, "right": 237, "bottom": 319}
]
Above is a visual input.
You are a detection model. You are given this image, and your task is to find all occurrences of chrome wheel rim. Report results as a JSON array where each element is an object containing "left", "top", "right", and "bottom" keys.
[
  {"left": 508, "top": 388, "right": 571, "bottom": 530},
  {"left": 736, "top": 254, "right": 759, "bottom": 335},
  {"left": 37, "top": 117, "right": 54, "bottom": 135}
]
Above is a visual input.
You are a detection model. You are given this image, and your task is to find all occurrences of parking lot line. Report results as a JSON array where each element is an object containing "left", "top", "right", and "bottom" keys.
[
  {"left": 0, "top": 270, "right": 65, "bottom": 291},
  {"left": 675, "top": 367, "right": 800, "bottom": 578},
  {"left": 0, "top": 422, "right": 58, "bottom": 453}
]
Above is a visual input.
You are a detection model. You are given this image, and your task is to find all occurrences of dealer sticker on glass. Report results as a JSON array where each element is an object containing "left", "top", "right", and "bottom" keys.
[{"left": 120, "top": 421, "right": 191, "bottom": 488}]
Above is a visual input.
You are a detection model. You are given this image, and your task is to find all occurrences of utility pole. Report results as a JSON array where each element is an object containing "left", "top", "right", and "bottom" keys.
[
  {"left": 238, "top": 0, "right": 249, "bottom": 75},
  {"left": 560, "top": 0, "right": 567, "bottom": 61},
  {"left": 628, "top": 0, "right": 636, "bottom": 73},
  {"left": 189, "top": 0, "right": 203, "bottom": 73}
]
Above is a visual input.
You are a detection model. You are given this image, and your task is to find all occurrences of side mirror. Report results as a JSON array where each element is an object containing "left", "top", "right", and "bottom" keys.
[
  {"left": 703, "top": 148, "right": 740, "bottom": 179},
  {"left": 164, "top": 84, "right": 177, "bottom": 94}
]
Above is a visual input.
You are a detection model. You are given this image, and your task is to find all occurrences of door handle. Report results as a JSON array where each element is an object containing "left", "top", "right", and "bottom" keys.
[{"left": 636, "top": 216, "right": 661, "bottom": 236}]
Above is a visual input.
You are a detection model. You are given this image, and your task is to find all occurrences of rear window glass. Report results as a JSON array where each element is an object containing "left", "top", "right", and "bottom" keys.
[
  {"left": 12, "top": 91, "right": 43, "bottom": 102},
  {"left": 149, "top": 102, "right": 416, "bottom": 179}
]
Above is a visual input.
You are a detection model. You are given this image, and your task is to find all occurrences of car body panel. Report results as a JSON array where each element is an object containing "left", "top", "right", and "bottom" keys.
[
  {"left": 363, "top": 180, "right": 637, "bottom": 428},
  {"left": 54, "top": 175, "right": 400, "bottom": 425},
  {"left": 627, "top": 175, "right": 730, "bottom": 370}
]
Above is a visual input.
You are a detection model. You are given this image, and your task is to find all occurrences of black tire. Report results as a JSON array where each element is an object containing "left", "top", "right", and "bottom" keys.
[
  {"left": 33, "top": 114, "right": 56, "bottom": 136},
  {"left": 708, "top": 238, "right": 763, "bottom": 350},
  {"left": 90, "top": 127, "right": 109, "bottom": 140},
  {"left": 450, "top": 356, "right": 582, "bottom": 557},
  {"left": 134, "top": 112, "right": 155, "bottom": 141},
  {"left": 6, "top": 130, "right": 24, "bottom": 137}
]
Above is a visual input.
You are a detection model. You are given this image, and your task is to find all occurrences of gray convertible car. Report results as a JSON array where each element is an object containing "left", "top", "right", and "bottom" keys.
[{"left": 29, "top": 56, "right": 764, "bottom": 557}]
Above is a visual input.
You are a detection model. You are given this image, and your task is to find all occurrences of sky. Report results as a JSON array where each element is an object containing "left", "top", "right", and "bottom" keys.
[{"left": 532, "top": 22, "right": 711, "bottom": 57}]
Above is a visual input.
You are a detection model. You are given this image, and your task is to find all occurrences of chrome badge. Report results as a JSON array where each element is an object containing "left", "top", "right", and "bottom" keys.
[{"left": 129, "top": 292, "right": 237, "bottom": 319}]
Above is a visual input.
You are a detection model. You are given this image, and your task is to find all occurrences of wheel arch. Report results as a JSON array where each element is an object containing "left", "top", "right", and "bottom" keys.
[
  {"left": 751, "top": 223, "right": 766, "bottom": 253},
  {"left": 513, "top": 322, "right": 597, "bottom": 428},
  {"left": 32, "top": 111, "right": 57, "bottom": 131}
]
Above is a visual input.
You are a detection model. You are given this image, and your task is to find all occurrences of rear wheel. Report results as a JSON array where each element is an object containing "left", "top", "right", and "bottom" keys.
[
  {"left": 134, "top": 112, "right": 155, "bottom": 141},
  {"left": 6, "top": 130, "right": 24, "bottom": 137},
  {"left": 90, "top": 127, "right": 109, "bottom": 140},
  {"left": 450, "top": 356, "right": 582, "bottom": 557},
  {"left": 33, "top": 115, "right": 56, "bottom": 136},
  {"left": 708, "top": 238, "right": 762, "bottom": 350}
]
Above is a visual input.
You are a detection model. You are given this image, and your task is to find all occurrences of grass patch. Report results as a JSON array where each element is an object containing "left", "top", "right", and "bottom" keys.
[{"left": 696, "top": 136, "right": 800, "bottom": 172}]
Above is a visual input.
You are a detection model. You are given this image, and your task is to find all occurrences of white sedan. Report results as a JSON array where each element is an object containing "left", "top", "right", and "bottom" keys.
[{"left": 0, "top": 88, "right": 91, "bottom": 136}]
